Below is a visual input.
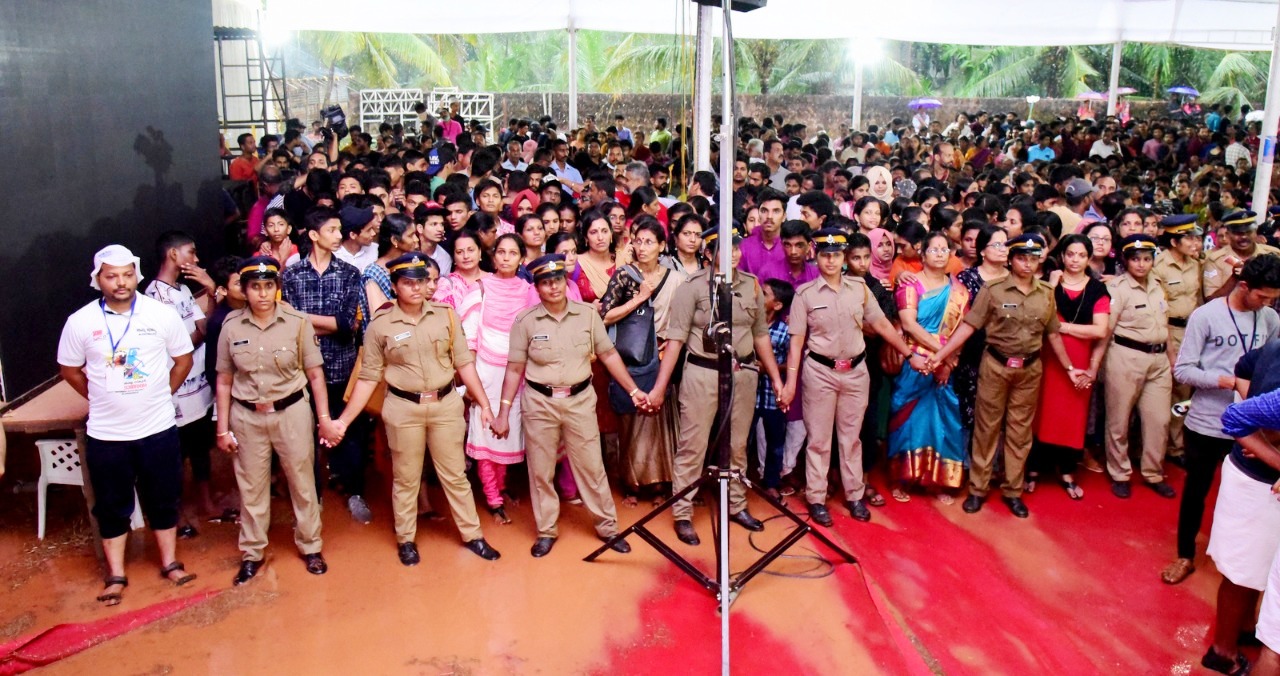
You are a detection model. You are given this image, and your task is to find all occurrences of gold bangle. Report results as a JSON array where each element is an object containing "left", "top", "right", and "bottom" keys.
[
  {"left": 216, "top": 431, "right": 231, "bottom": 437},
  {"left": 501, "top": 399, "right": 512, "bottom": 406},
  {"left": 318, "top": 414, "right": 330, "bottom": 419},
  {"left": 786, "top": 366, "right": 798, "bottom": 371},
  {"left": 628, "top": 387, "right": 641, "bottom": 397}
]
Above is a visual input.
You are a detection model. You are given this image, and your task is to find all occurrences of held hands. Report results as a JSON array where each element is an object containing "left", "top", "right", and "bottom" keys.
[
  {"left": 319, "top": 418, "right": 346, "bottom": 447},
  {"left": 479, "top": 406, "right": 495, "bottom": 430},
  {"left": 490, "top": 414, "right": 510, "bottom": 439},
  {"left": 772, "top": 378, "right": 790, "bottom": 413},
  {"left": 907, "top": 354, "right": 929, "bottom": 375},
  {"left": 630, "top": 389, "right": 653, "bottom": 413},
  {"left": 1069, "top": 368, "right": 1094, "bottom": 391},
  {"left": 646, "top": 388, "right": 666, "bottom": 411}
]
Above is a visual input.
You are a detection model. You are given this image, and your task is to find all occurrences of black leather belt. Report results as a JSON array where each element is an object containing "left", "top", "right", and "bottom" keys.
[
  {"left": 388, "top": 384, "right": 453, "bottom": 404},
  {"left": 986, "top": 346, "right": 1040, "bottom": 368},
  {"left": 527, "top": 378, "right": 591, "bottom": 398},
  {"left": 1114, "top": 334, "right": 1167, "bottom": 354},
  {"left": 808, "top": 351, "right": 866, "bottom": 372},
  {"left": 1168, "top": 316, "right": 1188, "bottom": 328},
  {"left": 235, "top": 389, "right": 304, "bottom": 413},
  {"left": 687, "top": 353, "right": 757, "bottom": 371}
]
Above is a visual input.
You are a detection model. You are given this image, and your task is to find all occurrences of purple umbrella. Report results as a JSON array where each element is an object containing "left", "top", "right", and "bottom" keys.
[
  {"left": 1111, "top": 86, "right": 1137, "bottom": 96},
  {"left": 1168, "top": 85, "right": 1200, "bottom": 96},
  {"left": 1076, "top": 91, "right": 1105, "bottom": 101},
  {"left": 908, "top": 98, "right": 942, "bottom": 110}
]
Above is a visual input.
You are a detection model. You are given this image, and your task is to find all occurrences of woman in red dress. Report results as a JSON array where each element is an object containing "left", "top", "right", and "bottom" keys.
[{"left": 1031, "top": 234, "right": 1111, "bottom": 499}]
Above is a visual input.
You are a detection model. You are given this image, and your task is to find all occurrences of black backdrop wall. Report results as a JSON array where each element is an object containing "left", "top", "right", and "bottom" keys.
[{"left": 0, "top": 1, "right": 221, "bottom": 397}]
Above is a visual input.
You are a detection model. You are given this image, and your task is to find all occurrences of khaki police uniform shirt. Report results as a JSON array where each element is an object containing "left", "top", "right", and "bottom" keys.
[
  {"left": 1203, "top": 243, "right": 1280, "bottom": 298},
  {"left": 963, "top": 276, "right": 1060, "bottom": 355},
  {"left": 216, "top": 304, "right": 324, "bottom": 402},
  {"left": 1152, "top": 250, "right": 1202, "bottom": 320},
  {"left": 789, "top": 275, "right": 885, "bottom": 359},
  {"left": 360, "top": 302, "right": 473, "bottom": 392},
  {"left": 1107, "top": 272, "right": 1170, "bottom": 344},
  {"left": 509, "top": 300, "right": 614, "bottom": 386},
  {"left": 667, "top": 268, "right": 768, "bottom": 360}
]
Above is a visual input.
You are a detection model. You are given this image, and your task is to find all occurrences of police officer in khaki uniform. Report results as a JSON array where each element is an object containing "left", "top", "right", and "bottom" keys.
[
  {"left": 1103, "top": 234, "right": 1178, "bottom": 499},
  {"left": 1154, "top": 215, "right": 1204, "bottom": 462},
  {"left": 335, "top": 253, "right": 501, "bottom": 566},
  {"left": 1203, "top": 210, "right": 1280, "bottom": 299},
  {"left": 928, "top": 235, "right": 1076, "bottom": 518},
  {"left": 215, "top": 256, "right": 338, "bottom": 584},
  {"left": 780, "top": 228, "right": 927, "bottom": 525},
  {"left": 647, "top": 227, "right": 786, "bottom": 546},
  {"left": 491, "top": 254, "right": 642, "bottom": 558}
]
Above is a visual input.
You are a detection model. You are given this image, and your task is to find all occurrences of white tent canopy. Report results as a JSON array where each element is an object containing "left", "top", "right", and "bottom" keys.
[{"left": 252, "top": 0, "right": 1280, "bottom": 51}]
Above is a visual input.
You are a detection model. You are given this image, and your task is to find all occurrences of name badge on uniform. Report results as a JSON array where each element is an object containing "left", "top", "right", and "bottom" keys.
[
  {"left": 1168, "top": 280, "right": 1182, "bottom": 285},
  {"left": 813, "top": 304, "right": 829, "bottom": 310},
  {"left": 532, "top": 334, "right": 550, "bottom": 341},
  {"left": 1135, "top": 304, "right": 1147, "bottom": 309},
  {"left": 232, "top": 339, "right": 249, "bottom": 347},
  {"left": 393, "top": 331, "right": 412, "bottom": 342},
  {"left": 1001, "top": 303, "right": 1019, "bottom": 309}
]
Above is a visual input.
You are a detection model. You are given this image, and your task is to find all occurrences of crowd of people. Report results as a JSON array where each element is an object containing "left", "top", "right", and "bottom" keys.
[{"left": 56, "top": 98, "right": 1280, "bottom": 674}]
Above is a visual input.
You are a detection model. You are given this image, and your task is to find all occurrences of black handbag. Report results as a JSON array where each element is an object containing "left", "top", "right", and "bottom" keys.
[{"left": 612, "top": 266, "right": 662, "bottom": 367}]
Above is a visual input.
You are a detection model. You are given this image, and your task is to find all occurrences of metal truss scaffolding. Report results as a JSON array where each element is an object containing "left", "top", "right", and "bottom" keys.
[{"left": 214, "top": 26, "right": 289, "bottom": 142}]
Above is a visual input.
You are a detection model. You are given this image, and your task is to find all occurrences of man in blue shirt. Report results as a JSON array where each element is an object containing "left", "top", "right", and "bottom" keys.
[
  {"left": 281, "top": 207, "right": 371, "bottom": 524},
  {"left": 1027, "top": 135, "right": 1056, "bottom": 163}
]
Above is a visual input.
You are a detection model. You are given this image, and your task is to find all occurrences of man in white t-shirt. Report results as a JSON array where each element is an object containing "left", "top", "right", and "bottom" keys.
[
  {"left": 146, "top": 231, "right": 220, "bottom": 527},
  {"left": 57, "top": 245, "right": 199, "bottom": 606},
  {"left": 334, "top": 202, "right": 379, "bottom": 273}
]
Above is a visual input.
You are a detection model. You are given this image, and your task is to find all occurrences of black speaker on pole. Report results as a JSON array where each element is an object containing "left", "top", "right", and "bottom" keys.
[{"left": 691, "top": 0, "right": 766, "bottom": 12}]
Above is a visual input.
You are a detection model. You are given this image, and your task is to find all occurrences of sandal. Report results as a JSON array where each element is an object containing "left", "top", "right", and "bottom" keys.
[
  {"left": 207, "top": 508, "right": 240, "bottom": 524},
  {"left": 1025, "top": 472, "right": 1039, "bottom": 494},
  {"left": 160, "top": 562, "right": 197, "bottom": 586},
  {"left": 1060, "top": 475, "right": 1084, "bottom": 500},
  {"left": 936, "top": 493, "right": 955, "bottom": 506},
  {"left": 891, "top": 489, "right": 911, "bottom": 503},
  {"left": 1201, "top": 647, "right": 1250, "bottom": 675},
  {"left": 865, "top": 487, "right": 887, "bottom": 508},
  {"left": 96, "top": 576, "right": 128, "bottom": 606},
  {"left": 489, "top": 505, "right": 512, "bottom": 525},
  {"left": 1161, "top": 557, "right": 1196, "bottom": 585}
]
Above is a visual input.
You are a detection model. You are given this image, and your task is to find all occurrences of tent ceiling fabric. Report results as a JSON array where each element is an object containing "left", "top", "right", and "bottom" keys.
[{"left": 254, "top": 0, "right": 1279, "bottom": 50}]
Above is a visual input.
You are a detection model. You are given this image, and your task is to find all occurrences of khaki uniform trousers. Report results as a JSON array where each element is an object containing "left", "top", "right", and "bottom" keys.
[
  {"left": 229, "top": 400, "right": 322, "bottom": 562},
  {"left": 970, "top": 353, "right": 1043, "bottom": 499},
  {"left": 1104, "top": 345, "right": 1173, "bottom": 483},
  {"left": 802, "top": 359, "right": 870, "bottom": 505},
  {"left": 672, "top": 363, "right": 757, "bottom": 521},
  {"left": 382, "top": 391, "right": 481, "bottom": 544},
  {"left": 1167, "top": 325, "right": 1190, "bottom": 457},
  {"left": 522, "top": 386, "right": 619, "bottom": 539}
]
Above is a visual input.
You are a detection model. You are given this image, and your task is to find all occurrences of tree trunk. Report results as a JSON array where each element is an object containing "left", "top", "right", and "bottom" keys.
[{"left": 321, "top": 62, "right": 337, "bottom": 109}]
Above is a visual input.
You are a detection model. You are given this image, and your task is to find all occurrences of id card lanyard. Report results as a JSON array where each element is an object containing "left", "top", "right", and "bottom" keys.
[{"left": 101, "top": 297, "right": 136, "bottom": 364}]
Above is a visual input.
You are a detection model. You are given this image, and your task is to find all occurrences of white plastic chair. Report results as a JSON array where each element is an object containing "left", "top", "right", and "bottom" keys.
[{"left": 36, "top": 439, "right": 143, "bottom": 540}]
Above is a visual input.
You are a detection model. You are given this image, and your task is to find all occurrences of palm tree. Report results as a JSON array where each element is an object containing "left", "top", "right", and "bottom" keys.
[
  {"left": 952, "top": 45, "right": 1102, "bottom": 98},
  {"left": 299, "top": 31, "right": 453, "bottom": 107}
]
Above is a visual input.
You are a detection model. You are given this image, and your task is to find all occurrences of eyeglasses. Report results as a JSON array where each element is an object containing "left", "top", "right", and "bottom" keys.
[
  {"left": 986, "top": 242, "right": 1008, "bottom": 250},
  {"left": 925, "top": 247, "right": 951, "bottom": 255},
  {"left": 1088, "top": 235, "right": 1112, "bottom": 242},
  {"left": 632, "top": 238, "right": 660, "bottom": 247}
]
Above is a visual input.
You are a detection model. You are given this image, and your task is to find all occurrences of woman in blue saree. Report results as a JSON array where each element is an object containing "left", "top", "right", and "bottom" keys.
[{"left": 889, "top": 231, "right": 970, "bottom": 503}]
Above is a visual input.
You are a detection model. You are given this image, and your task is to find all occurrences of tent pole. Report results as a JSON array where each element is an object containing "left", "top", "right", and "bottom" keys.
[
  {"left": 1251, "top": 6, "right": 1280, "bottom": 222},
  {"left": 851, "top": 60, "right": 864, "bottom": 131},
  {"left": 568, "top": 25, "right": 578, "bottom": 130},
  {"left": 1106, "top": 40, "right": 1122, "bottom": 117},
  {"left": 695, "top": 3, "right": 713, "bottom": 172}
]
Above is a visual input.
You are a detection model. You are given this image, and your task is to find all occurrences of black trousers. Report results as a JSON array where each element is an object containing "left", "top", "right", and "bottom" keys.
[
  {"left": 319, "top": 381, "right": 369, "bottom": 496},
  {"left": 85, "top": 426, "right": 182, "bottom": 539},
  {"left": 177, "top": 414, "right": 213, "bottom": 482},
  {"left": 1177, "top": 428, "right": 1234, "bottom": 560}
]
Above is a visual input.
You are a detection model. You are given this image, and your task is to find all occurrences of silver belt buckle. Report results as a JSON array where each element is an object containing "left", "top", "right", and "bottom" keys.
[
  {"left": 419, "top": 390, "right": 439, "bottom": 402},
  {"left": 551, "top": 386, "right": 572, "bottom": 399},
  {"left": 834, "top": 359, "right": 853, "bottom": 372},
  {"left": 1006, "top": 357, "right": 1024, "bottom": 369},
  {"left": 254, "top": 401, "right": 276, "bottom": 413}
]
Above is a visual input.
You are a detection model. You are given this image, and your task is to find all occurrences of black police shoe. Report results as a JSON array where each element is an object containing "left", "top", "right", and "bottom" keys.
[
  {"left": 530, "top": 536, "right": 556, "bottom": 558},
  {"left": 233, "top": 559, "right": 262, "bottom": 586},
  {"left": 729, "top": 510, "right": 765, "bottom": 532},
  {"left": 603, "top": 536, "right": 632, "bottom": 554},
  {"left": 674, "top": 520, "right": 700, "bottom": 545},
  {"left": 303, "top": 553, "right": 328, "bottom": 575},
  {"left": 1111, "top": 481, "right": 1132, "bottom": 499},
  {"left": 1001, "top": 496, "right": 1030, "bottom": 519},
  {"left": 464, "top": 538, "right": 501, "bottom": 561},
  {"left": 846, "top": 499, "right": 872, "bottom": 522},
  {"left": 398, "top": 542, "right": 420, "bottom": 566},
  {"left": 962, "top": 495, "right": 985, "bottom": 514},
  {"left": 807, "top": 503, "right": 834, "bottom": 527},
  {"left": 1147, "top": 481, "right": 1177, "bottom": 499}
]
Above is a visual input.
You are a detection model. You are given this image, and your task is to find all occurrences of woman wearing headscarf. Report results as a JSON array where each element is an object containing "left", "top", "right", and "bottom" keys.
[
  {"left": 866, "top": 228, "right": 896, "bottom": 290},
  {"left": 865, "top": 165, "right": 895, "bottom": 204}
]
